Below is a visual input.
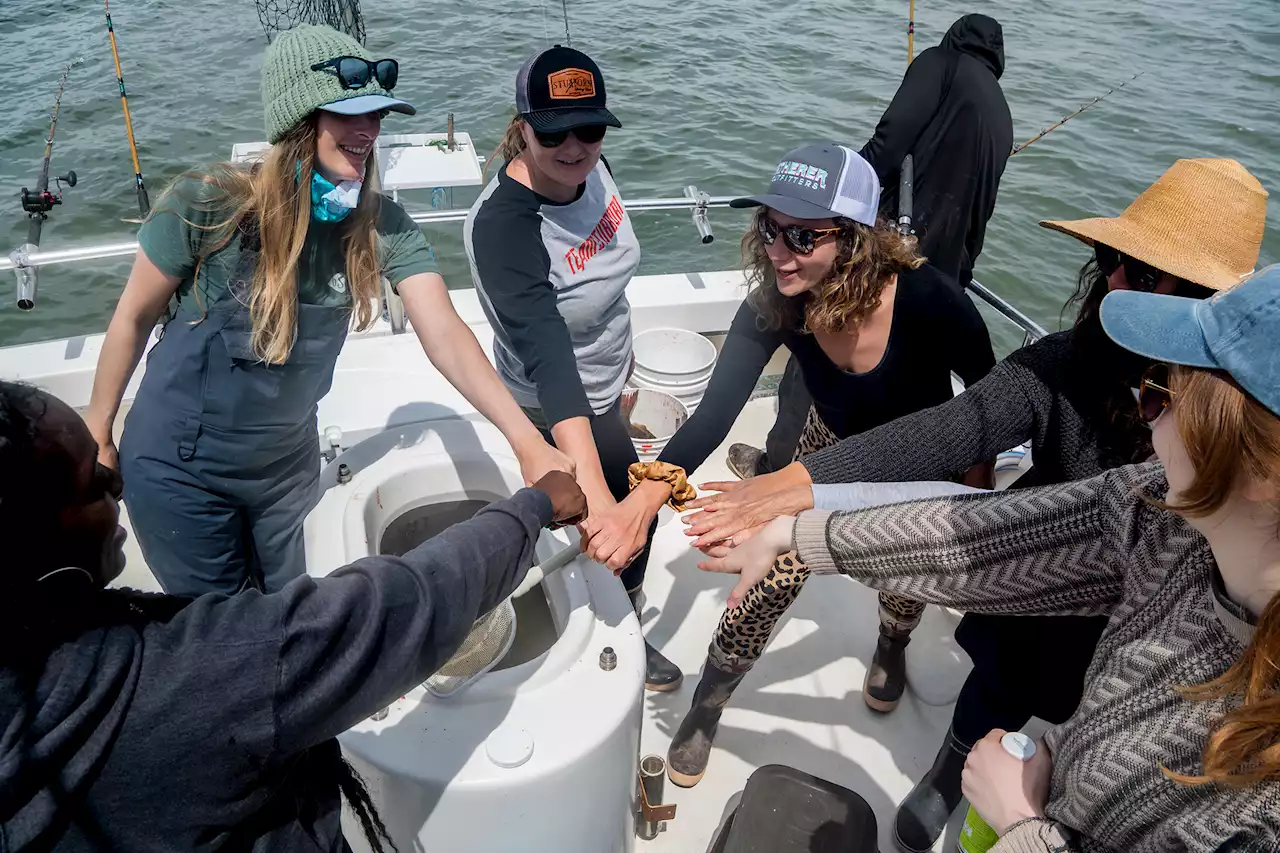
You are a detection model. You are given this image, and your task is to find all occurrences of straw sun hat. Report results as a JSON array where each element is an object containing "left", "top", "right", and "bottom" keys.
[{"left": 1040, "top": 158, "right": 1267, "bottom": 291}]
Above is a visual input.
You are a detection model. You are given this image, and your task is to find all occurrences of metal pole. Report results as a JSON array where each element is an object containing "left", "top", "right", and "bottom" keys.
[
  {"left": 106, "top": 0, "right": 150, "bottom": 218},
  {"left": 0, "top": 196, "right": 743, "bottom": 272}
]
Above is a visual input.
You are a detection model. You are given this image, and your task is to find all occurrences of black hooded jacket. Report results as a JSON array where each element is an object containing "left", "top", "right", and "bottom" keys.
[{"left": 859, "top": 14, "right": 1013, "bottom": 291}]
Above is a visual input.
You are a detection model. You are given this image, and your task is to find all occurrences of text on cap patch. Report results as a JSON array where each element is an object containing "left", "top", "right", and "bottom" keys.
[{"left": 548, "top": 68, "right": 597, "bottom": 99}]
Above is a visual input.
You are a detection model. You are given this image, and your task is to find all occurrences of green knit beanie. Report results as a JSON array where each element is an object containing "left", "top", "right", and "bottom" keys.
[{"left": 260, "top": 25, "right": 413, "bottom": 143}]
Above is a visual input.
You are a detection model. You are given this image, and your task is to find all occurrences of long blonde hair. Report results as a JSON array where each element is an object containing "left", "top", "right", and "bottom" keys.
[
  {"left": 1158, "top": 366, "right": 1280, "bottom": 788},
  {"left": 163, "top": 116, "right": 383, "bottom": 364},
  {"left": 484, "top": 114, "right": 527, "bottom": 179},
  {"left": 743, "top": 208, "right": 924, "bottom": 334}
]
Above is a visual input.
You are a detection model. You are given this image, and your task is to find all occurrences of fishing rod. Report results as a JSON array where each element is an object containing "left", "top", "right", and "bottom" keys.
[
  {"left": 1011, "top": 72, "right": 1144, "bottom": 155},
  {"left": 897, "top": 0, "right": 916, "bottom": 236},
  {"left": 12, "top": 59, "right": 81, "bottom": 311},
  {"left": 105, "top": 0, "right": 151, "bottom": 219}
]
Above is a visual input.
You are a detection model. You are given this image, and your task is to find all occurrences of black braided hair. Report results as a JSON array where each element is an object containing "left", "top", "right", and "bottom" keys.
[
  {"left": 337, "top": 757, "right": 398, "bottom": 853},
  {"left": 0, "top": 380, "right": 50, "bottom": 560}
]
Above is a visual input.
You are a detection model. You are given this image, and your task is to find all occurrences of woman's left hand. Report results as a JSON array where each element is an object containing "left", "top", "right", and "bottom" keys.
[
  {"left": 960, "top": 730, "right": 1052, "bottom": 836},
  {"left": 584, "top": 480, "right": 667, "bottom": 573},
  {"left": 514, "top": 437, "right": 576, "bottom": 486},
  {"left": 696, "top": 515, "right": 796, "bottom": 608}
]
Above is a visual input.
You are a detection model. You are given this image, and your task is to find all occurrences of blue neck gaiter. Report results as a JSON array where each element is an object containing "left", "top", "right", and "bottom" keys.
[{"left": 298, "top": 162, "right": 363, "bottom": 223}]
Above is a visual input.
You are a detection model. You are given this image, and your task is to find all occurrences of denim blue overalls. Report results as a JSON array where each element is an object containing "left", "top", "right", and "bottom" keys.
[{"left": 121, "top": 232, "right": 350, "bottom": 595}]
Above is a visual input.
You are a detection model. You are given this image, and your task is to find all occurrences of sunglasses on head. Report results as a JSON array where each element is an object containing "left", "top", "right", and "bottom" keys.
[
  {"left": 757, "top": 214, "right": 842, "bottom": 256},
  {"left": 310, "top": 56, "right": 399, "bottom": 91},
  {"left": 1138, "top": 363, "right": 1175, "bottom": 423},
  {"left": 1095, "top": 244, "right": 1164, "bottom": 292},
  {"left": 532, "top": 125, "right": 609, "bottom": 148}
]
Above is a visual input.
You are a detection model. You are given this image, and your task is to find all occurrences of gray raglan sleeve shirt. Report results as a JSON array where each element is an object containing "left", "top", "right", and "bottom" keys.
[{"left": 470, "top": 199, "right": 595, "bottom": 426}]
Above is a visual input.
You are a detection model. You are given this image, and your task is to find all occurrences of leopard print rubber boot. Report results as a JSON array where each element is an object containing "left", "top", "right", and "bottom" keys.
[
  {"left": 864, "top": 622, "right": 914, "bottom": 712},
  {"left": 666, "top": 658, "right": 747, "bottom": 787}
]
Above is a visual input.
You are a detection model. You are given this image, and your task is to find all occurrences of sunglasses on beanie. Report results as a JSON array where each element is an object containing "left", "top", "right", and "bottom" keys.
[
  {"left": 757, "top": 215, "right": 842, "bottom": 256},
  {"left": 1095, "top": 244, "right": 1166, "bottom": 292},
  {"left": 532, "top": 125, "right": 609, "bottom": 148},
  {"left": 1138, "top": 363, "right": 1175, "bottom": 423},
  {"left": 311, "top": 56, "right": 399, "bottom": 91}
]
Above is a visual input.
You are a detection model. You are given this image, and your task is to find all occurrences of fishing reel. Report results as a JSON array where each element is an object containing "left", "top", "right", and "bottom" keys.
[{"left": 20, "top": 171, "right": 77, "bottom": 217}]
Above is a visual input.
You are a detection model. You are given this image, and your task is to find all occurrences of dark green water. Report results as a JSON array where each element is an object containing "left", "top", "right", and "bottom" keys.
[{"left": 2, "top": 0, "right": 1277, "bottom": 354}]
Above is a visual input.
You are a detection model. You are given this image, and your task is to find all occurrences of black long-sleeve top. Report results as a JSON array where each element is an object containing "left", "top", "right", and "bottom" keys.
[{"left": 658, "top": 263, "right": 995, "bottom": 474}]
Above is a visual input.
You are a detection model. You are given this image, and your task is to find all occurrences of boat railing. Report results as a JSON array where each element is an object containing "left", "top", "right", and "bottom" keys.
[{"left": 3, "top": 191, "right": 1047, "bottom": 345}]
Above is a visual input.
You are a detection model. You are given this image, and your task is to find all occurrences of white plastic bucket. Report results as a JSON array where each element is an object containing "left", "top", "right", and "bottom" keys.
[
  {"left": 622, "top": 388, "right": 689, "bottom": 461},
  {"left": 628, "top": 374, "right": 704, "bottom": 414},
  {"left": 632, "top": 328, "right": 717, "bottom": 385}
]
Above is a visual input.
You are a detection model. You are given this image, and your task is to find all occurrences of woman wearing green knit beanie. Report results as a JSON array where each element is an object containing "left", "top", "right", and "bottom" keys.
[{"left": 87, "top": 25, "right": 571, "bottom": 596}]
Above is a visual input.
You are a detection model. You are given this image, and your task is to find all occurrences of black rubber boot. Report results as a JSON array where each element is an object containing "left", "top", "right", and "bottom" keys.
[
  {"left": 726, "top": 443, "right": 766, "bottom": 480},
  {"left": 893, "top": 728, "right": 970, "bottom": 853},
  {"left": 628, "top": 587, "right": 683, "bottom": 692},
  {"left": 864, "top": 622, "right": 912, "bottom": 712},
  {"left": 667, "top": 658, "right": 746, "bottom": 787}
]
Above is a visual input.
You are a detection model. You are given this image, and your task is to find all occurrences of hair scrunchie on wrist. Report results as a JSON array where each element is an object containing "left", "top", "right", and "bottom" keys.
[{"left": 628, "top": 461, "right": 697, "bottom": 511}]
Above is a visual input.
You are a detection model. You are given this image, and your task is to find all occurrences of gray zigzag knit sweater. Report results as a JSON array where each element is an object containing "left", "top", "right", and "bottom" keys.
[{"left": 794, "top": 463, "right": 1278, "bottom": 853}]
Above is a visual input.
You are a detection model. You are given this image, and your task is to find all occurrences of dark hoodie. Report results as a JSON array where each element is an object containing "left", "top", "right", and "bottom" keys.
[
  {"left": 0, "top": 487, "right": 552, "bottom": 853},
  {"left": 859, "top": 14, "right": 1013, "bottom": 291}
]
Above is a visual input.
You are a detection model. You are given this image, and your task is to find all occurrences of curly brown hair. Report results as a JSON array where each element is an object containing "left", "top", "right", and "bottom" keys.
[{"left": 743, "top": 208, "right": 925, "bottom": 334}]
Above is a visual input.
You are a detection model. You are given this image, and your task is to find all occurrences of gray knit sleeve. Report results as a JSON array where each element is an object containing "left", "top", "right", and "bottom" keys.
[
  {"left": 800, "top": 357, "right": 1035, "bottom": 483},
  {"left": 799, "top": 333, "right": 1068, "bottom": 485},
  {"left": 793, "top": 463, "right": 1165, "bottom": 617}
]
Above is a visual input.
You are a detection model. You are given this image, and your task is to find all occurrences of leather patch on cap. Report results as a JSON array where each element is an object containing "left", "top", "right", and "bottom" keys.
[{"left": 547, "top": 68, "right": 597, "bottom": 99}]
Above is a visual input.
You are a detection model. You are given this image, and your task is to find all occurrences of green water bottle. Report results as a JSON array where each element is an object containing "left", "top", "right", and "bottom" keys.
[{"left": 956, "top": 731, "right": 1037, "bottom": 853}]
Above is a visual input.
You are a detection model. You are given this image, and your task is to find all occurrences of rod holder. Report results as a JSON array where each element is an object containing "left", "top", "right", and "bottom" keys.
[
  {"left": 896, "top": 154, "right": 914, "bottom": 236},
  {"left": 381, "top": 274, "right": 406, "bottom": 334},
  {"left": 683, "top": 185, "right": 714, "bottom": 245},
  {"left": 636, "top": 754, "right": 676, "bottom": 840},
  {"left": 11, "top": 246, "right": 37, "bottom": 311}
]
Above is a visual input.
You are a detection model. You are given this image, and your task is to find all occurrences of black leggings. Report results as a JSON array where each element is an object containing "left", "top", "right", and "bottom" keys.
[
  {"left": 950, "top": 612, "right": 1109, "bottom": 747},
  {"left": 524, "top": 398, "right": 654, "bottom": 591}
]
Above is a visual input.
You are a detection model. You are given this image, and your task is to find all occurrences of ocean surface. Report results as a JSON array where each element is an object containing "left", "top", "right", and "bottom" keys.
[{"left": 2, "top": 0, "right": 1278, "bottom": 353}]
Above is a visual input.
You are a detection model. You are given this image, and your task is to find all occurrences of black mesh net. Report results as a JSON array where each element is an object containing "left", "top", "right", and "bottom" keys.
[{"left": 255, "top": 0, "right": 366, "bottom": 45}]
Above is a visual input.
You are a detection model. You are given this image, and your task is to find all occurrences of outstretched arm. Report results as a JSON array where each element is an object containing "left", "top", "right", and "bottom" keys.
[
  {"left": 587, "top": 303, "right": 781, "bottom": 569},
  {"left": 399, "top": 271, "right": 573, "bottom": 485},
  {"left": 701, "top": 465, "right": 1163, "bottom": 613},
  {"left": 683, "top": 341, "right": 1047, "bottom": 550}
]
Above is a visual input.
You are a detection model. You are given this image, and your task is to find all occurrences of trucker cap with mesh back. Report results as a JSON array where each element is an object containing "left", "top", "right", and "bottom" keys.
[
  {"left": 731, "top": 143, "right": 881, "bottom": 225},
  {"left": 515, "top": 44, "right": 622, "bottom": 133}
]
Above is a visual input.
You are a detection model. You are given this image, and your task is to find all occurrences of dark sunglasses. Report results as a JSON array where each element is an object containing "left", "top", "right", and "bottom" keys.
[
  {"left": 83, "top": 461, "right": 124, "bottom": 504},
  {"left": 1138, "top": 363, "right": 1175, "bottom": 423},
  {"left": 757, "top": 214, "right": 842, "bottom": 256},
  {"left": 1095, "top": 244, "right": 1164, "bottom": 292},
  {"left": 532, "top": 125, "right": 609, "bottom": 148},
  {"left": 310, "top": 56, "right": 399, "bottom": 91}
]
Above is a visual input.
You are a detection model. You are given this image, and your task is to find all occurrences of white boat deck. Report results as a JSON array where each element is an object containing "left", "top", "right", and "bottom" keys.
[
  {"left": 4, "top": 268, "right": 1042, "bottom": 852},
  {"left": 109, "top": 394, "right": 1033, "bottom": 853}
]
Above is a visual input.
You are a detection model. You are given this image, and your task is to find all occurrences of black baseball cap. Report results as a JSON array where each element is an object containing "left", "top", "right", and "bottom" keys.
[{"left": 515, "top": 45, "right": 622, "bottom": 133}]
